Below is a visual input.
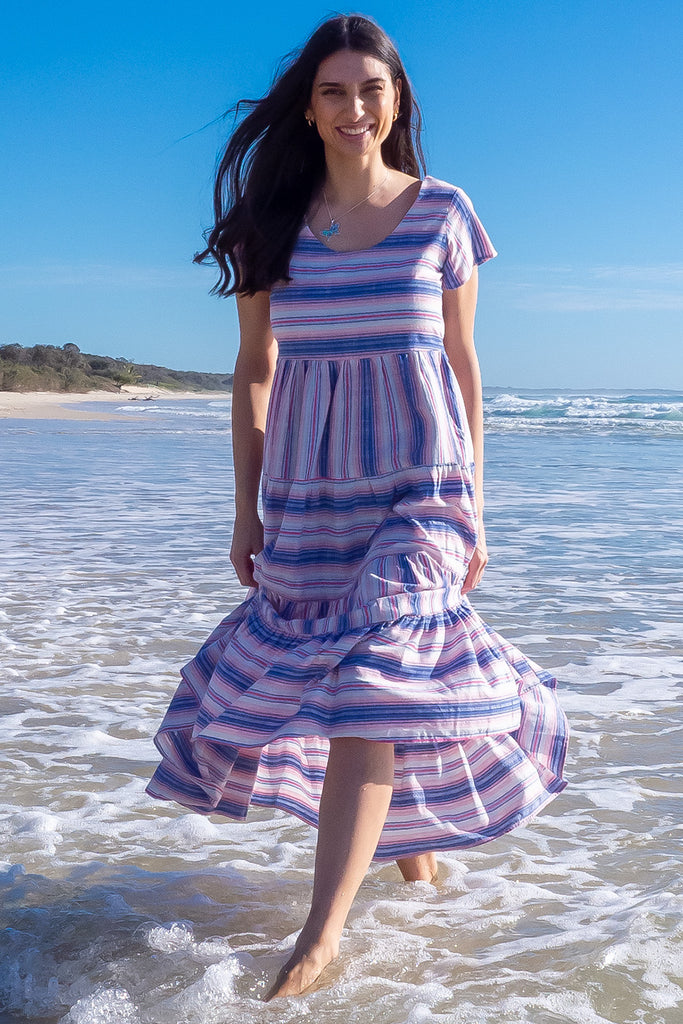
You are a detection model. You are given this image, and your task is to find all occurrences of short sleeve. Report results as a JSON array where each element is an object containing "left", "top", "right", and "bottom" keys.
[{"left": 442, "top": 188, "right": 497, "bottom": 290}]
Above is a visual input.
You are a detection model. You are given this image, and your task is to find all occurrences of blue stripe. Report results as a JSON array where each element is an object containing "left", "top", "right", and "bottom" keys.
[{"left": 275, "top": 332, "right": 444, "bottom": 358}]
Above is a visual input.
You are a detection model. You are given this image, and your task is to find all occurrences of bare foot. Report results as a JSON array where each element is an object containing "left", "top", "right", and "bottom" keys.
[
  {"left": 396, "top": 852, "right": 438, "bottom": 883},
  {"left": 264, "top": 935, "right": 339, "bottom": 1000}
]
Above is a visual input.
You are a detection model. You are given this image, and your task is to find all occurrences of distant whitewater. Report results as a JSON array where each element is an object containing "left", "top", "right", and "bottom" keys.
[
  {"left": 484, "top": 388, "right": 683, "bottom": 432},
  {"left": 0, "top": 388, "right": 681, "bottom": 1023}
]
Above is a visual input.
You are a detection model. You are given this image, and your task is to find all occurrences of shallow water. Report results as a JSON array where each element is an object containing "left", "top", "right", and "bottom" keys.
[{"left": 1, "top": 392, "right": 682, "bottom": 1023}]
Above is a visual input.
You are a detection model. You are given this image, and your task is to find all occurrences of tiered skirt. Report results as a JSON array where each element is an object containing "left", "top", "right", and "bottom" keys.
[{"left": 147, "top": 352, "right": 569, "bottom": 861}]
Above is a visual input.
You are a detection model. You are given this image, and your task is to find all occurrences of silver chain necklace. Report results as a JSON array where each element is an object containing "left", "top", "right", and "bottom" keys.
[{"left": 320, "top": 171, "right": 390, "bottom": 238}]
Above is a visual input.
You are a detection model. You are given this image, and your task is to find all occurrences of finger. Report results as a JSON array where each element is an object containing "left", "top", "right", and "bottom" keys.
[
  {"left": 231, "top": 552, "right": 256, "bottom": 587},
  {"left": 461, "top": 566, "right": 476, "bottom": 594},
  {"left": 474, "top": 556, "right": 488, "bottom": 588},
  {"left": 462, "top": 552, "right": 487, "bottom": 594}
]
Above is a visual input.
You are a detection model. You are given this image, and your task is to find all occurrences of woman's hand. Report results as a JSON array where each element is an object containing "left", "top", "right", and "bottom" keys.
[
  {"left": 462, "top": 522, "right": 488, "bottom": 594},
  {"left": 230, "top": 514, "right": 265, "bottom": 587}
]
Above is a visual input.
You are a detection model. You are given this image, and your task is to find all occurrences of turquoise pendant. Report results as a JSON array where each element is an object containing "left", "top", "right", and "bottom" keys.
[{"left": 322, "top": 222, "right": 340, "bottom": 238}]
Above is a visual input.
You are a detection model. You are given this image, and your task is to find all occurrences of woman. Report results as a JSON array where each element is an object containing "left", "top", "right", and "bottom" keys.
[{"left": 147, "top": 14, "right": 569, "bottom": 999}]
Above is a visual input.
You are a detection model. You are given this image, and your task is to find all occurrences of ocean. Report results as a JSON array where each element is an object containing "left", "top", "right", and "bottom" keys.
[{"left": 1, "top": 389, "right": 681, "bottom": 1023}]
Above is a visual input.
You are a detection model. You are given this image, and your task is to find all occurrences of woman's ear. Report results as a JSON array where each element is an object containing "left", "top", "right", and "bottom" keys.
[{"left": 394, "top": 76, "right": 403, "bottom": 114}]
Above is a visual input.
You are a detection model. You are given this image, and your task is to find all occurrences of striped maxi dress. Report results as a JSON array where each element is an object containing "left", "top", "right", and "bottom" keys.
[{"left": 146, "top": 176, "right": 569, "bottom": 860}]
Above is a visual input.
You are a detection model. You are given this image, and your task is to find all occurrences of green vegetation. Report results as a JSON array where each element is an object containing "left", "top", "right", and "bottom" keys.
[{"left": 0, "top": 343, "right": 233, "bottom": 393}]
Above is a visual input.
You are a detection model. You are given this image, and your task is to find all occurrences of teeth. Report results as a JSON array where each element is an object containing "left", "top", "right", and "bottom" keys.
[{"left": 339, "top": 126, "right": 371, "bottom": 136}]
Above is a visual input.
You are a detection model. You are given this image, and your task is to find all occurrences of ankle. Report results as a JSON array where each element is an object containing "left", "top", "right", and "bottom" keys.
[{"left": 296, "top": 916, "right": 342, "bottom": 959}]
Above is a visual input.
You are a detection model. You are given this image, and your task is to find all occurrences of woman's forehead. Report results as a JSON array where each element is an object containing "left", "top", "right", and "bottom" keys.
[{"left": 313, "top": 50, "right": 393, "bottom": 85}]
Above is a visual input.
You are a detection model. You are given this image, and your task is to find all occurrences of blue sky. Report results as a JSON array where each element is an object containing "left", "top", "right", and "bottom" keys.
[{"left": 2, "top": 0, "right": 681, "bottom": 388}]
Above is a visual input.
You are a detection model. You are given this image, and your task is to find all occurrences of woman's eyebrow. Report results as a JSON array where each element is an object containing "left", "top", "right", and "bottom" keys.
[{"left": 316, "top": 77, "right": 386, "bottom": 88}]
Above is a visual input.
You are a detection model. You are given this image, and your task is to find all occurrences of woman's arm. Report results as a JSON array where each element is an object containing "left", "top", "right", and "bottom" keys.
[
  {"left": 442, "top": 266, "right": 488, "bottom": 593},
  {"left": 230, "top": 291, "right": 278, "bottom": 586}
]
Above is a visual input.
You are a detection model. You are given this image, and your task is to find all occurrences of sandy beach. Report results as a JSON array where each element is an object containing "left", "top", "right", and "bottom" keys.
[{"left": 0, "top": 387, "right": 229, "bottom": 421}]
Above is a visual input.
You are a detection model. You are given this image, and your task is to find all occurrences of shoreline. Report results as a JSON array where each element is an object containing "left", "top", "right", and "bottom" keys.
[{"left": 0, "top": 387, "right": 230, "bottom": 421}]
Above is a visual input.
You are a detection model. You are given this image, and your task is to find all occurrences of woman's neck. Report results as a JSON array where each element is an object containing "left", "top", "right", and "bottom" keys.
[{"left": 322, "top": 155, "right": 391, "bottom": 206}]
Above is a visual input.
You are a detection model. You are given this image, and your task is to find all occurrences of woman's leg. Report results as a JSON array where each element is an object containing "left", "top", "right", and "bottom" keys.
[
  {"left": 265, "top": 736, "right": 395, "bottom": 1000},
  {"left": 395, "top": 852, "right": 438, "bottom": 882}
]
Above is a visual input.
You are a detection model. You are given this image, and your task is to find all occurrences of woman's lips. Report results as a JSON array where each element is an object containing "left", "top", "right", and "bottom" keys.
[{"left": 336, "top": 124, "right": 374, "bottom": 138}]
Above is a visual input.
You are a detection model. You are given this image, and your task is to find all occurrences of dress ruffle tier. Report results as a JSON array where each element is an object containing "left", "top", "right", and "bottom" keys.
[{"left": 147, "top": 584, "right": 568, "bottom": 860}]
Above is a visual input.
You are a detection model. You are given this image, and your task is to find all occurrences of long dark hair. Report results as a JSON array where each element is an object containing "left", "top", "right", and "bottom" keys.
[{"left": 195, "top": 14, "right": 426, "bottom": 296}]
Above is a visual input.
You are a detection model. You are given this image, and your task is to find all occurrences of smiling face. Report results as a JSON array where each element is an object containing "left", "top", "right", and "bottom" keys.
[{"left": 305, "top": 50, "right": 401, "bottom": 162}]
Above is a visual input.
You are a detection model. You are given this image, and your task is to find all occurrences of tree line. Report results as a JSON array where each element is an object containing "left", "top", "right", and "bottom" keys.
[{"left": 0, "top": 343, "right": 233, "bottom": 393}]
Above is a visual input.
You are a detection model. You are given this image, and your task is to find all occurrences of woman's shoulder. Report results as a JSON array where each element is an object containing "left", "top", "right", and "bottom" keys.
[
  {"left": 422, "top": 177, "right": 497, "bottom": 279},
  {"left": 421, "top": 176, "right": 478, "bottom": 217}
]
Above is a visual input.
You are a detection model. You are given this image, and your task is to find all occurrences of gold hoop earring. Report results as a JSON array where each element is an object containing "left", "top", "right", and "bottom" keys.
[
  {"left": 306, "top": 116, "right": 315, "bottom": 127},
  {"left": 392, "top": 111, "right": 398, "bottom": 122}
]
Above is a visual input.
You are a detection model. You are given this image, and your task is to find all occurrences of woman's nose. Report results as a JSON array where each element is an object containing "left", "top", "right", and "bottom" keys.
[{"left": 346, "top": 93, "right": 365, "bottom": 120}]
